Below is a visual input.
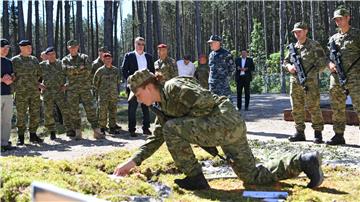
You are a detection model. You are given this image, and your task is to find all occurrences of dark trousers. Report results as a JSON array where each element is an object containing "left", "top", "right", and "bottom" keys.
[
  {"left": 127, "top": 90, "right": 150, "bottom": 132},
  {"left": 236, "top": 76, "right": 251, "bottom": 110}
]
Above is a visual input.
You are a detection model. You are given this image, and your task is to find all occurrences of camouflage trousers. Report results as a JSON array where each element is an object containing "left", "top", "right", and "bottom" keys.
[
  {"left": 290, "top": 78, "right": 324, "bottom": 132},
  {"left": 161, "top": 100, "right": 302, "bottom": 184},
  {"left": 15, "top": 91, "right": 40, "bottom": 135},
  {"left": 209, "top": 82, "right": 232, "bottom": 97},
  {"left": 67, "top": 88, "right": 99, "bottom": 130},
  {"left": 330, "top": 73, "right": 360, "bottom": 133},
  {"left": 43, "top": 91, "right": 72, "bottom": 132},
  {"left": 98, "top": 96, "right": 118, "bottom": 128}
]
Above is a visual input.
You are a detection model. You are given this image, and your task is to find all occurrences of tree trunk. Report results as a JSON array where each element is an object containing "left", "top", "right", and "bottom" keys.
[
  {"left": 76, "top": 1, "right": 84, "bottom": 51},
  {"left": 310, "top": 0, "right": 315, "bottom": 40},
  {"left": 45, "top": 1, "right": 54, "bottom": 47},
  {"left": 262, "top": 0, "right": 268, "bottom": 57},
  {"left": 26, "top": 0, "right": 32, "bottom": 43},
  {"left": 279, "top": 0, "right": 286, "bottom": 94},
  {"left": 35, "top": 0, "right": 41, "bottom": 58},
  {"left": 175, "top": 1, "right": 181, "bottom": 60},
  {"left": 322, "top": 1, "right": 329, "bottom": 37},
  {"left": 113, "top": 0, "right": 119, "bottom": 66},
  {"left": 120, "top": 0, "right": 125, "bottom": 57},
  {"left": 90, "top": 0, "right": 94, "bottom": 59},
  {"left": 104, "top": 0, "right": 113, "bottom": 52},
  {"left": 55, "top": 0, "right": 60, "bottom": 53},
  {"left": 2, "top": 1, "right": 10, "bottom": 40},
  {"left": 87, "top": 0, "right": 90, "bottom": 58},
  {"left": 137, "top": 0, "right": 145, "bottom": 37},
  {"left": 153, "top": 1, "right": 162, "bottom": 44},
  {"left": 64, "top": 1, "right": 71, "bottom": 45},
  {"left": 95, "top": 0, "right": 99, "bottom": 53},
  {"left": 146, "top": 1, "right": 153, "bottom": 55},
  {"left": 59, "top": 0, "right": 64, "bottom": 58},
  {"left": 195, "top": 1, "right": 202, "bottom": 56},
  {"left": 132, "top": 0, "right": 136, "bottom": 49},
  {"left": 18, "top": 0, "right": 26, "bottom": 41},
  {"left": 72, "top": 1, "right": 76, "bottom": 39}
]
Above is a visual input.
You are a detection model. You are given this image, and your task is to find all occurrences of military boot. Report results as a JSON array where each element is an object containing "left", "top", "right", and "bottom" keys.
[
  {"left": 17, "top": 134, "right": 25, "bottom": 146},
  {"left": 29, "top": 133, "right": 43, "bottom": 143},
  {"left": 288, "top": 130, "right": 306, "bottom": 142},
  {"left": 50, "top": 131, "right": 57, "bottom": 140},
  {"left": 66, "top": 130, "right": 76, "bottom": 137},
  {"left": 326, "top": 133, "right": 345, "bottom": 145},
  {"left": 101, "top": 128, "right": 107, "bottom": 135},
  {"left": 93, "top": 128, "right": 105, "bottom": 139},
  {"left": 174, "top": 172, "right": 210, "bottom": 190},
  {"left": 75, "top": 129, "right": 82, "bottom": 140},
  {"left": 300, "top": 151, "right": 324, "bottom": 188},
  {"left": 313, "top": 131, "right": 323, "bottom": 144}
]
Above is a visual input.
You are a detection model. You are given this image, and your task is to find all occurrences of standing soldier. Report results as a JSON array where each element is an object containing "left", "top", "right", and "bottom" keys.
[
  {"left": 154, "top": 44, "right": 178, "bottom": 82},
  {"left": 91, "top": 47, "right": 109, "bottom": 77},
  {"left": 11, "top": 40, "right": 43, "bottom": 145},
  {"left": 93, "top": 53, "right": 121, "bottom": 135},
  {"left": 207, "top": 35, "right": 235, "bottom": 97},
  {"left": 62, "top": 40, "right": 104, "bottom": 140},
  {"left": 327, "top": 8, "right": 360, "bottom": 145},
  {"left": 194, "top": 54, "right": 209, "bottom": 89},
  {"left": 40, "top": 47, "right": 75, "bottom": 139},
  {"left": 284, "top": 22, "right": 327, "bottom": 144}
]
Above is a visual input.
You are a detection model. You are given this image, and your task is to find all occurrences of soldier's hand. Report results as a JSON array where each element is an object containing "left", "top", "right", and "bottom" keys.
[
  {"left": 113, "top": 160, "right": 136, "bottom": 176},
  {"left": 328, "top": 62, "right": 337, "bottom": 73},
  {"left": 287, "top": 65, "right": 296, "bottom": 74}
]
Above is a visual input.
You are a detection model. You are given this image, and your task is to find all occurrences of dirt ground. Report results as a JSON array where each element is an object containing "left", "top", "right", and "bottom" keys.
[{"left": 2, "top": 94, "right": 359, "bottom": 163}]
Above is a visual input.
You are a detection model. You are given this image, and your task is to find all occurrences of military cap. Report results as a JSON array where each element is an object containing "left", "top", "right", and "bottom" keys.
[
  {"left": 127, "top": 69, "right": 155, "bottom": 101},
  {"left": 1, "top": 39, "right": 10, "bottom": 47},
  {"left": 103, "top": 52, "right": 112, "bottom": 58},
  {"left": 333, "top": 8, "right": 350, "bottom": 19},
  {"left": 291, "top": 22, "right": 308, "bottom": 32},
  {"left": 207, "top": 35, "right": 222, "bottom": 43},
  {"left": 18, "top": 40, "right": 32, "bottom": 46},
  {"left": 45, "top": 47, "right": 55, "bottom": 54},
  {"left": 157, "top": 44, "right": 167, "bottom": 48},
  {"left": 98, "top": 46, "right": 109, "bottom": 53},
  {"left": 67, "top": 39, "right": 79, "bottom": 47}
]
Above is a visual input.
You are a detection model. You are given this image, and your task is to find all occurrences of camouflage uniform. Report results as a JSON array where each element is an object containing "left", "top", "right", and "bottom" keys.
[
  {"left": 328, "top": 27, "right": 360, "bottom": 133},
  {"left": 91, "top": 57, "right": 104, "bottom": 77},
  {"left": 130, "top": 75, "right": 305, "bottom": 185},
  {"left": 62, "top": 53, "right": 99, "bottom": 130},
  {"left": 284, "top": 38, "right": 327, "bottom": 132},
  {"left": 154, "top": 57, "right": 178, "bottom": 82},
  {"left": 208, "top": 48, "right": 235, "bottom": 97},
  {"left": 11, "top": 55, "right": 42, "bottom": 135},
  {"left": 41, "top": 59, "right": 72, "bottom": 132},
  {"left": 93, "top": 65, "right": 121, "bottom": 129},
  {"left": 194, "top": 63, "right": 209, "bottom": 89}
]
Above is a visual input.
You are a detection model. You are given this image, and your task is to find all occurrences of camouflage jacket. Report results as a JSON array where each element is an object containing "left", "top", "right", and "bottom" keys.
[
  {"left": 91, "top": 57, "right": 104, "bottom": 78},
  {"left": 154, "top": 56, "right": 178, "bottom": 82},
  {"left": 11, "top": 55, "right": 41, "bottom": 93},
  {"left": 284, "top": 38, "right": 327, "bottom": 82},
  {"left": 131, "top": 77, "right": 235, "bottom": 165},
  {"left": 93, "top": 65, "right": 121, "bottom": 98},
  {"left": 61, "top": 53, "right": 92, "bottom": 90},
  {"left": 41, "top": 59, "right": 66, "bottom": 93},
  {"left": 208, "top": 48, "right": 235, "bottom": 96},
  {"left": 194, "top": 64, "right": 210, "bottom": 89},
  {"left": 328, "top": 27, "right": 360, "bottom": 76}
]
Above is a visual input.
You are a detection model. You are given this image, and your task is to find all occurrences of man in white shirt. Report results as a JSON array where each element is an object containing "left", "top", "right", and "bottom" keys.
[{"left": 177, "top": 55, "right": 195, "bottom": 77}]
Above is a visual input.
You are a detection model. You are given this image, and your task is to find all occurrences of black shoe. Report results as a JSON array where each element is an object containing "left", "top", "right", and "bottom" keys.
[
  {"left": 50, "top": 131, "right": 57, "bottom": 140},
  {"left": 174, "top": 173, "right": 210, "bottom": 190},
  {"left": 66, "top": 130, "right": 76, "bottom": 137},
  {"left": 313, "top": 131, "right": 323, "bottom": 144},
  {"left": 17, "top": 135, "right": 24, "bottom": 145},
  {"left": 143, "top": 128, "right": 152, "bottom": 136},
  {"left": 288, "top": 131, "right": 306, "bottom": 142},
  {"left": 326, "top": 133, "right": 345, "bottom": 145},
  {"left": 29, "top": 133, "right": 43, "bottom": 143},
  {"left": 113, "top": 124, "right": 122, "bottom": 130},
  {"left": 101, "top": 128, "right": 107, "bottom": 134},
  {"left": 300, "top": 151, "right": 324, "bottom": 188},
  {"left": 130, "top": 131, "right": 137, "bottom": 137}
]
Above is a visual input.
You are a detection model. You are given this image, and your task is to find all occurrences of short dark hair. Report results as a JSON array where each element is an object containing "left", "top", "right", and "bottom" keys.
[
  {"left": 183, "top": 54, "right": 191, "bottom": 60},
  {"left": 241, "top": 48, "right": 247, "bottom": 52}
]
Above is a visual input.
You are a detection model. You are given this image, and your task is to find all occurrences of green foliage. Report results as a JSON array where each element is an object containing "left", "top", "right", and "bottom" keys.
[
  {"left": 249, "top": 18, "right": 267, "bottom": 75},
  {"left": 266, "top": 52, "right": 281, "bottom": 74},
  {"left": 250, "top": 74, "right": 264, "bottom": 94}
]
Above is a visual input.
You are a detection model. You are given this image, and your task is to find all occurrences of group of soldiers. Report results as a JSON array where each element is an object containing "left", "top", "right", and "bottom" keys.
[{"left": 285, "top": 8, "right": 360, "bottom": 145}]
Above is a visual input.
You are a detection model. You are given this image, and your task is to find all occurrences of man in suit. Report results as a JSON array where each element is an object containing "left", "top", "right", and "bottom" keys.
[
  {"left": 235, "top": 49, "right": 255, "bottom": 111},
  {"left": 122, "top": 37, "right": 155, "bottom": 137}
]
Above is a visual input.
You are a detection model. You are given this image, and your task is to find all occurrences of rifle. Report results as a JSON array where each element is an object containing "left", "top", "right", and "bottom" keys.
[
  {"left": 149, "top": 104, "right": 231, "bottom": 163},
  {"left": 329, "top": 40, "right": 349, "bottom": 95},
  {"left": 287, "top": 43, "right": 308, "bottom": 91}
]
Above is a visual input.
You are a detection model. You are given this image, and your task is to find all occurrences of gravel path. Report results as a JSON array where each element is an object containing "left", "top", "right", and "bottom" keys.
[{"left": 2, "top": 94, "right": 359, "bottom": 168}]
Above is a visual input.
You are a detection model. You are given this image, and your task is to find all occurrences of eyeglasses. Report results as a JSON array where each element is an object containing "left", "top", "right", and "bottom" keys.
[{"left": 137, "top": 43, "right": 145, "bottom": 46}]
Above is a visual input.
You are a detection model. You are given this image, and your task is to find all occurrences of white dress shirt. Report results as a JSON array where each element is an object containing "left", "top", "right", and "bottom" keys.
[
  {"left": 240, "top": 57, "right": 246, "bottom": 76},
  {"left": 176, "top": 60, "right": 195, "bottom": 77},
  {"left": 135, "top": 51, "right": 147, "bottom": 70}
]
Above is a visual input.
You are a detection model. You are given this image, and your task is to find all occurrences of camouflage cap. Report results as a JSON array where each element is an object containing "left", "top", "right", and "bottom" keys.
[
  {"left": 67, "top": 39, "right": 79, "bottom": 47},
  {"left": 332, "top": 8, "right": 350, "bottom": 19},
  {"left": 127, "top": 69, "right": 155, "bottom": 101},
  {"left": 291, "top": 22, "right": 308, "bottom": 32}
]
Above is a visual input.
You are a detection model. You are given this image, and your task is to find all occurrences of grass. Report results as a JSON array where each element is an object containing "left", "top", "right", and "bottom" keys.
[{"left": 1, "top": 145, "right": 360, "bottom": 202}]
